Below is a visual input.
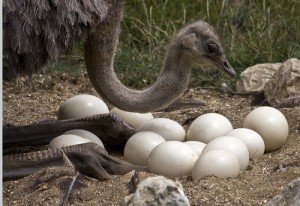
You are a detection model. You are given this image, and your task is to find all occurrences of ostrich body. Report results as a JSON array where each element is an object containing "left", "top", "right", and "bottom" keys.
[
  {"left": 4, "top": 0, "right": 235, "bottom": 196},
  {"left": 3, "top": 0, "right": 111, "bottom": 79}
]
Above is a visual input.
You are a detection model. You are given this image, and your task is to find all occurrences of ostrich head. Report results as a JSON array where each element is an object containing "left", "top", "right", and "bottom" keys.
[{"left": 176, "top": 21, "right": 236, "bottom": 77}]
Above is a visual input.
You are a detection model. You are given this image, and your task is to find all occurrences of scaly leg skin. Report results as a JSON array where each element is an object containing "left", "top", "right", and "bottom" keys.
[
  {"left": 4, "top": 143, "right": 147, "bottom": 205},
  {"left": 3, "top": 113, "right": 136, "bottom": 152},
  {"left": 28, "top": 149, "right": 83, "bottom": 206},
  {"left": 4, "top": 142, "right": 147, "bottom": 181}
]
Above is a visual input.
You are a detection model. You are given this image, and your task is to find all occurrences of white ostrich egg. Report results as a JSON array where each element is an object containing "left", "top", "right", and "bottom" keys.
[
  {"left": 184, "top": 141, "right": 206, "bottom": 156},
  {"left": 64, "top": 129, "right": 105, "bottom": 149},
  {"left": 192, "top": 149, "right": 240, "bottom": 179},
  {"left": 110, "top": 107, "right": 154, "bottom": 128},
  {"left": 148, "top": 141, "right": 198, "bottom": 177},
  {"left": 186, "top": 113, "right": 233, "bottom": 143},
  {"left": 202, "top": 136, "right": 249, "bottom": 171},
  {"left": 124, "top": 131, "right": 166, "bottom": 166},
  {"left": 243, "top": 106, "right": 289, "bottom": 152},
  {"left": 227, "top": 128, "right": 265, "bottom": 158},
  {"left": 138, "top": 118, "right": 186, "bottom": 141},
  {"left": 49, "top": 134, "right": 91, "bottom": 149},
  {"left": 58, "top": 94, "right": 109, "bottom": 120}
]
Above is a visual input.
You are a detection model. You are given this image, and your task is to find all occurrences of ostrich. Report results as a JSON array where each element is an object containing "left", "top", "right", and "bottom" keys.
[{"left": 4, "top": 0, "right": 236, "bottom": 181}]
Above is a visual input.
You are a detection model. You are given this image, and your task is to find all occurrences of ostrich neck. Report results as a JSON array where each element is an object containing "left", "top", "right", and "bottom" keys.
[{"left": 85, "top": 13, "right": 191, "bottom": 112}]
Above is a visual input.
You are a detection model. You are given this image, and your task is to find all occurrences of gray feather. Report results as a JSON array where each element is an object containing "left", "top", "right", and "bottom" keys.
[{"left": 3, "top": 0, "right": 112, "bottom": 80}]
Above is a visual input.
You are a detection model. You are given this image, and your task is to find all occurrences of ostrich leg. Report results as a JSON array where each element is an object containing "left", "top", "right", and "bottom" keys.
[
  {"left": 3, "top": 116, "right": 145, "bottom": 206},
  {"left": 4, "top": 142, "right": 146, "bottom": 181},
  {"left": 3, "top": 114, "right": 143, "bottom": 181},
  {"left": 3, "top": 113, "right": 136, "bottom": 152}
]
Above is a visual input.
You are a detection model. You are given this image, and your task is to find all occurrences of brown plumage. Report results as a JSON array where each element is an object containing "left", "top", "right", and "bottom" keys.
[{"left": 3, "top": 0, "right": 111, "bottom": 80}]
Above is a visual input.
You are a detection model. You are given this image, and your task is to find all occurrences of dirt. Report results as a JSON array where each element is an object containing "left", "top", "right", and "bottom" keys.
[{"left": 3, "top": 71, "right": 300, "bottom": 206}]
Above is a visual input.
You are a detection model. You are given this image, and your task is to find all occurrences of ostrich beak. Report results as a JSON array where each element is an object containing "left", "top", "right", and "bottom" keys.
[
  {"left": 205, "top": 54, "right": 236, "bottom": 77},
  {"left": 219, "top": 56, "right": 236, "bottom": 77}
]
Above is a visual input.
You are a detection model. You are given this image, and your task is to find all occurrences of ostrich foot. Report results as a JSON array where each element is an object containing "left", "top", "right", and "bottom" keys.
[
  {"left": 4, "top": 142, "right": 148, "bottom": 181},
  {"left": 60, "top": 143, "right": 148, "bottom": 180},
  {"left": 28, "top": 149, "right": 86, "bottom": 206},
  {"left": 15, "top": 143, "right": 146, "bottom": 205}
]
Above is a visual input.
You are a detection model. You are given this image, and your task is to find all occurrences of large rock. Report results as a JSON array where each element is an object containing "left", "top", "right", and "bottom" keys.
[
  {"left": 266, "top": 178, "right": 300, "bottom": 206},
  {"left": 236, "top": 58, "right": 300, "bottom": 108},
  {"left": 264, "top": 58, "right": 300, "bottom": 107},
  {"left": 120, "top": 176, "right": 190, "bottom": 206},
  {"left": 236, "top": 62, "right": 282, "bottom": 93}
]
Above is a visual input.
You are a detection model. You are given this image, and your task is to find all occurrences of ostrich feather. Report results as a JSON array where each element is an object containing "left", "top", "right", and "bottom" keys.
[{"left": 3, "top": 0, "right": 111, "bottom": 79}]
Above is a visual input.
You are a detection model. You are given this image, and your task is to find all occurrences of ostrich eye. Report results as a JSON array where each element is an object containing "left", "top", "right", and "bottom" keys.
[{"left": 207, "top": 43, "right": 218, "bottom": 53}]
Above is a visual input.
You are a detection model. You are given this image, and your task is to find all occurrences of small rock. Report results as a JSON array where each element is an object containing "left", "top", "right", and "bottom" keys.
[
  {"left": 266, "top": 178, "right": 300, "bottom": 206},
  {"left": 119, "top": 176, "right": 191, "bottom": 206},
  {"left": 264, "top": 58, "right": 300, "bottom": 107},
  {"left": 236, "top": 62, "right": 282, "bottom": 93}
]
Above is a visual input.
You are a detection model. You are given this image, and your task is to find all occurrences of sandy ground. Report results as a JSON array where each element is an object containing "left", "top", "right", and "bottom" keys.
[{"left": 3, "top": 71, "right": 300, "bottom": 206}]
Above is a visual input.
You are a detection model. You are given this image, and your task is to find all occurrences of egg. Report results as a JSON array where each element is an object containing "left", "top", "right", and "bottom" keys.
[
  {"left": 186, "top": 113, "right": 233, "bottom": 143},
  {"left": 243, "top": 106, "right": 289, "bottom": 152},
  {"left": 49, "top": 134, "right": 91, "bottom": 149},
  {"left": 192, "top": 150, "right": 240, "bottom": 179},
  {"left": 124, "top": 131, "right": 166, "bottom": 166},
  {"left": 110, "top": 107, "right": 154, "bottom": 128},
  {"left": 64, "top": 129, "right": 105, "bottom": 149},
  {"left": 58, "top": 94, "right": 109, "bottom": 120},
  {"left": 138, "top": 118, "right": 186, "bottom": 141},
  {"left": 227, "top": 128, "right": 265, "bottom": 158},
  {"left": 202, "top": 136, "right": 249, "bottom": 171},
  {"left": 148, "top": 141, "right": 198, "bottom": 177},
  {"left": 184, "top": 141, "right": 206, "bottom": 156}
]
